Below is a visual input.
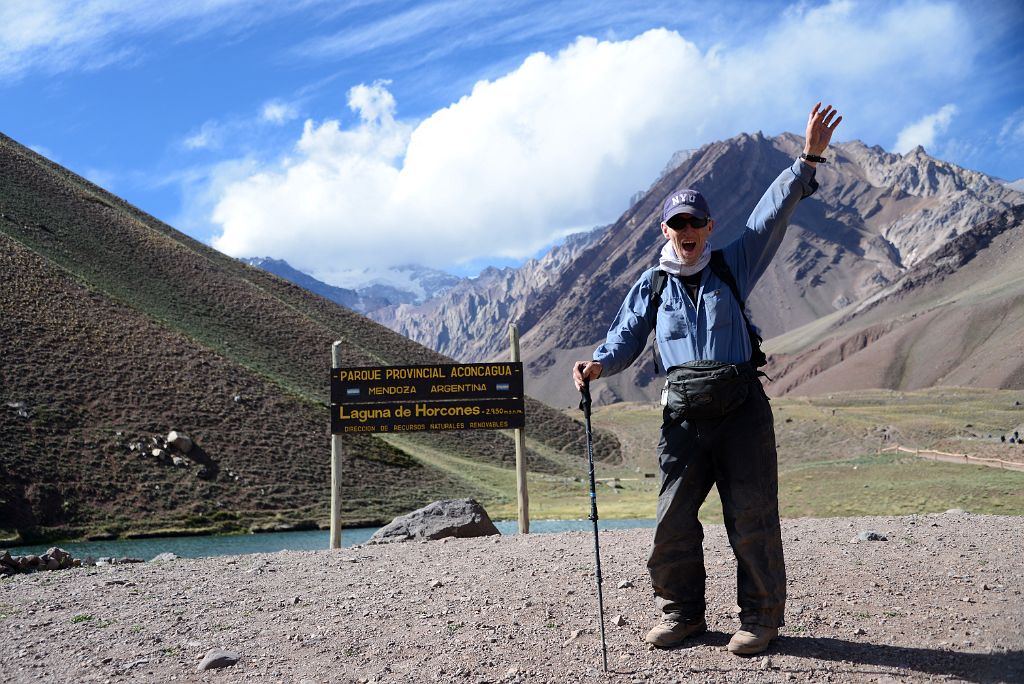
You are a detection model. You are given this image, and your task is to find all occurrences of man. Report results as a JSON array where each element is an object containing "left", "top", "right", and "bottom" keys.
[{"left": 572, "top": 103, "right": 841, "bottom": 655}]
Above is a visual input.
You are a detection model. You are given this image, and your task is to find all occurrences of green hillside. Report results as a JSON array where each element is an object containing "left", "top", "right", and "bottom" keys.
[{"left": 0, "top": 132, "right": 620, "bottom": 545}]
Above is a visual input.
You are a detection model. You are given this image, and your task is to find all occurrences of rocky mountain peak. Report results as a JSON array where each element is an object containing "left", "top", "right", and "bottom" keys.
[{"left": 369, "top": 129, "right": 1023, "bottom": 408}]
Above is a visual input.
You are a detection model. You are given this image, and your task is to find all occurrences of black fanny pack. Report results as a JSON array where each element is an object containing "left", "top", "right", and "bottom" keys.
[{"left": 662, "top": 361, "right": 756, "bottom": 422}]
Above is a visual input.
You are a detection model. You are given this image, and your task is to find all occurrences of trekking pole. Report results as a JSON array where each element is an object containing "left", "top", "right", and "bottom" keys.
[{"left": 580, "top": 379, "right": 609, "bottom": 672}]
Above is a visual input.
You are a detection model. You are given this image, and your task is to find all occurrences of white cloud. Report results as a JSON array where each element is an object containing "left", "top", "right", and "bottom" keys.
[
  {"left": 998, "top": 108, "right": 1024, "bottom": 145},
  {"left": 261, "top": 100, "right": 300, "bottom": 125},
  {"left": 894, "top": 104, "right": 959, "bottom": 154},
  {"left": 206, "top": 2, "right": 977, "bottom": 280},
  {"left": 183, "top": 120, "right": 223, "bottom": 150}
]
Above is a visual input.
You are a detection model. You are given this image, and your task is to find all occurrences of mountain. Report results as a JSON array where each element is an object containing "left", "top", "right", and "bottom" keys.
[
  {"left": 763, "top": 204, "right": 1024, "bottom": 394},
  {"left": 369, "top": 228, "right": 604, "bottom": 363},
  {"left": 241, "top": 257, "right": 461, "bottom": 314},
  {"left": 0, "top": 132, "right": 619, "bottom": 544},
  {"left": 373, "top": 132, "right": 1021, "bottom": 408}
]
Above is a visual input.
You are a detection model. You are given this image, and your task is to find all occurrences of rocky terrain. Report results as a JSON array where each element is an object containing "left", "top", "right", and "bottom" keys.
[
  {"left": 1, "top": 511, "right": 1021, "bottom": 683},
  {"left": 370, "top": 228, "right": 604, "bottom": 363},
  {"left": 764, "top": 204, "right": 1024, "bottom": 395}
]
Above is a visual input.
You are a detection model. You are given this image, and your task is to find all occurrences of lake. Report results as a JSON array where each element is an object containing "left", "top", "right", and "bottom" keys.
[{"left": 5, "top": 518, "right": 657, "bottom": 560}]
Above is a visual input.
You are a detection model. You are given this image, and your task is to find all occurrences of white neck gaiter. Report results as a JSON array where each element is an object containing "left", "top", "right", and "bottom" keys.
[{"left": 658, "top": 240, "right": 711, "bottom": 276}]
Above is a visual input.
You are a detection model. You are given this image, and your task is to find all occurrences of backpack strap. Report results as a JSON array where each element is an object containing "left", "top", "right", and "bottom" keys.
[
  {"left": 708, "top": 251, "right": 769, "bottom": 371},
  {"left": 647, "top": 269, "right": 669, "bottom": 375}
]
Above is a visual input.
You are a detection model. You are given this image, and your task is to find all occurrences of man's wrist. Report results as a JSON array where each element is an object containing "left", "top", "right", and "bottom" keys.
[{"left": 800, "top": 152, "right": 827, "bottom": 164}]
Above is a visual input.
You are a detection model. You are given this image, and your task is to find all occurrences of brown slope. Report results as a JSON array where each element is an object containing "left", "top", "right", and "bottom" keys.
[
  {"left": 0, "top": 132, "right": 619, "bottom": 543},
  {"left": 0, "top": 235, "right": 477, "bottom": 536},
  {"left": 764, "top": 205, "right": 1024, "bottom": 395}
]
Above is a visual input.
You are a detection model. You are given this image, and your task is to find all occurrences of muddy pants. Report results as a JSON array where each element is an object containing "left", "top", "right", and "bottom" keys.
[{"left": 647, "top": 382, "right": 786, "bottom": 628}]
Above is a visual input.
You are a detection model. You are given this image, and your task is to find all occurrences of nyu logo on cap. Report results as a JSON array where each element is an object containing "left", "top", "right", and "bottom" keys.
[{"left": 662, "top": 188, "right": 711, "bottom": 223}]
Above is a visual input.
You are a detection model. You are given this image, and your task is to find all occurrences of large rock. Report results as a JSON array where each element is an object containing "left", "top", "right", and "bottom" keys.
[
  {"left": 368, "top": 498, "right": 500, "bottom": 544},
  {"left": 166, "top": 430, "right": 193, "bottom": 453}
]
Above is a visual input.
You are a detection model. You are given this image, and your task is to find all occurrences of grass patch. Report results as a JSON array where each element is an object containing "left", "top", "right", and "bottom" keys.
[
  {"left": 580, "top": 388, "right": 1024, "bottom": 520},
  {"left": 379, "top": 434, "right": 659, "bottom": 521}
]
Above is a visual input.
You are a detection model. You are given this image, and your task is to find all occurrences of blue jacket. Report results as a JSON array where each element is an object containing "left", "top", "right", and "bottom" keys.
[{"left": 594, "top": 159, "right": 818, "bottom": 375}]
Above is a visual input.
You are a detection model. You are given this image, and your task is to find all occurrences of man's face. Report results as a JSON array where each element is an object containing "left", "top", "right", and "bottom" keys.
[{"left": 661, "top": 214, "right": 714, "bottom": 266}]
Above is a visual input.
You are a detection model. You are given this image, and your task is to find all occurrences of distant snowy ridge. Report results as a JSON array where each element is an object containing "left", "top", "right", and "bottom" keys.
[{"left": 241, "top": 258, "right": 461, "bottom": 314}]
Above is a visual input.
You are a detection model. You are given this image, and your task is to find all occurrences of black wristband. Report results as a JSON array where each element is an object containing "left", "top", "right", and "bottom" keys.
[{"left": 800, "top": 153, "right": 827, "bottom": 163}]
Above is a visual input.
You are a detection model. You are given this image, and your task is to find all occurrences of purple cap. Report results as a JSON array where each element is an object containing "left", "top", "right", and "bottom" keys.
[{"left": 662, "top": 188, "right": 711, "bottom": 223}]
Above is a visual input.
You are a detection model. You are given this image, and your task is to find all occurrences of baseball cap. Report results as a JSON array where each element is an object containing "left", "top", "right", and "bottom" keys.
[{"left": 662, "top": 188, "right": 711, "bottom": 222}]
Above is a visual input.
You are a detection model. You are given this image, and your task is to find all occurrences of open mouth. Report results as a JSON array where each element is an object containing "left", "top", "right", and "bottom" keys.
[{"left": 681, "top": 240, "right": 698, "bottom": 252}]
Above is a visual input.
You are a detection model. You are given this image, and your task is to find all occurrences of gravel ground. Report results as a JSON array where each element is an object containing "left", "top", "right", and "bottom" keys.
[{"left": 1, "top": 512, "right": 1022, "bottom": 683}]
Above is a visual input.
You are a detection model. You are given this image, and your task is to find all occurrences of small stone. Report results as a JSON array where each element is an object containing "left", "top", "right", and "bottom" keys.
[
  {"left": 617, "top": 580, "right": 634, "bottom": 589},
  {"left": 430, "top": 579, "right": 443, "bottom": 589},
  {"left": 505, "top": 666, "right": 521, "bottom": 678},
  {"left": 292, "top": 596, "right": 301, "bottom": 605},
  {"left": 857, "top": 530, "right": 887, "bottom": 542},
  {"left": 760, "top": 656, "right": 773, "bottom": 670},
  {"left": 853, "top": 627, "right": 867, "bottom": 636},
  {"left": 945, "top": 508, "right": 966, "bottom": 515},
  {"left": 612, "top": 615, "right": 626, "bottom": 626},
  {"left": 197, "top": 648, "right": 240, "bottom": 671}
]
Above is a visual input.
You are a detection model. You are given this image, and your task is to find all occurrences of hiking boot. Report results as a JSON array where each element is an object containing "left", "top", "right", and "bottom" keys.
[
  {"left": 727, "top": 624, "right": 778, "bottom": 655},
  {"left": 644, "top": 617, "right": 707, "bottom": 648}
]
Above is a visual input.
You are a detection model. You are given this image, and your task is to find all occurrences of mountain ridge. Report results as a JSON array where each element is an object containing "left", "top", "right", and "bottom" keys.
[{"left": 362, "top": 130, "right": 1021, "bottom": 407}]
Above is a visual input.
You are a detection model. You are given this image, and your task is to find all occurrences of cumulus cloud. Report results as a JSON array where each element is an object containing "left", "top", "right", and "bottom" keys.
[
  {"left": 894, "top": 104, "right": 959, "bottom": 153},
  {"left": 207, "top": 2, "right": 975, "bottom": 281}
]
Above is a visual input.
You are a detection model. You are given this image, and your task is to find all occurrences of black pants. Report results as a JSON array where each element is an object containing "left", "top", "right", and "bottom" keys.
[{"left": 647, "top": 381, "right": 786, "bottom": 628}]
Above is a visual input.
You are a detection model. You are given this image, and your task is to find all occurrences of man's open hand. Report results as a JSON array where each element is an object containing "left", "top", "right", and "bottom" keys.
[{"left": 804, "top": 103, "right": 842, "bottom": 156}]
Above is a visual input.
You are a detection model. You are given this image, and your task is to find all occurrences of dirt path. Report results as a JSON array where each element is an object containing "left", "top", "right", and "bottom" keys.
[{"left": 1, "top": 512, "right": 1022, "bottom": 683}]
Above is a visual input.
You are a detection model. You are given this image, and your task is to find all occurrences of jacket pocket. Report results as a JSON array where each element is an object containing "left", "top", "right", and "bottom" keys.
[
  {"left": 702, "top": 289, "right": 733, "bottom": 331},
  {"left": 656, "top": 299, "right": 689, "bottom": 341}
]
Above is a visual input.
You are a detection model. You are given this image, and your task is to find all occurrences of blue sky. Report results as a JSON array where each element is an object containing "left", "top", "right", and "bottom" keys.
[{"left": 2, "top": 0, "right": 1023, "bottom": 282}]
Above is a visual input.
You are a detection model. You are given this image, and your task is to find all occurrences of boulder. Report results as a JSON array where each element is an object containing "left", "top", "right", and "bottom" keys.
[
  {"left": 167, "top": 431, "right": 193, "bottom": 454},
  {"left": 369, "top": 498, "right": 500, "bottom": 544},
  {"left": 151, "top": 552, "right": 178, "bottom": 563}
]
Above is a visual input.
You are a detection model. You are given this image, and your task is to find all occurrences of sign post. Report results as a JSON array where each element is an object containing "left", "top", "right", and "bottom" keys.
[
  {"left": 330, "top": 341, "right": 343, "bottom": 550},
  {"left": 329, "top": 357, "right": 527, "bottom": 548},
  {"left": 509, "top": 323, "right": 529, "bottom": 534}
]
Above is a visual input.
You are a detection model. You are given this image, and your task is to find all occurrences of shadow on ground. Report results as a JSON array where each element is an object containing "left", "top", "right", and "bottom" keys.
[
  {"left": 610, "top": 631, "right": 1023, "bottom": 683},
  {"left": 772, "top": 635, "right": 1023, "bottom": 683}
]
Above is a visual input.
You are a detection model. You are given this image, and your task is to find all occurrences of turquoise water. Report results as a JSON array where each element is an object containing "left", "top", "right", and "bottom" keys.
[{"left": 5, "top": 518, "right": 656, "bottom": 560}]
